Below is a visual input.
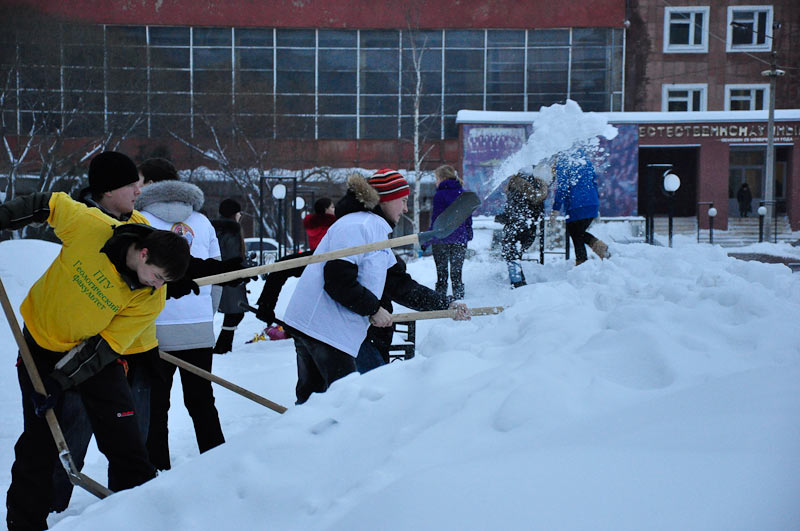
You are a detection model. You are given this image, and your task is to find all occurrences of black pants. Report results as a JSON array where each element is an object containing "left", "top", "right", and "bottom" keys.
[
  {"left": 7, "top": 331, "right": 155, "bottom": 531},
  {"left": 501, "top": 222, "right": 537, "bottom": 262},
  {"left": 49, "top": 350, "right": 153, "bottom": 513},
  {"left": 146, "top": 347, "right": 224, "bottom": 471},
  {"left": 291, "top": 329, "right": 356, "bottom": 405},
  {"left": 566, "top": 217, "right": 598, "bottom": 262},
  {"left": 432, "top": 243, "right": 466, "bottom": 299}
]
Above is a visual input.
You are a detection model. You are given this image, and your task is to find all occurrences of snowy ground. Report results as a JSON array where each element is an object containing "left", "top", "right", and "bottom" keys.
[{"left": 1, "top": 224, "right": 799, "bottom": 531}]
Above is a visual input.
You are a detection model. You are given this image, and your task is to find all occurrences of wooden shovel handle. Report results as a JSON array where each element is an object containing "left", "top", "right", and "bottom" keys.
[
  {"left": 195, "top": 233, "right": 420, "bottom": 286},
  {"left": 392, "top": 306, "right": 504, "bottom": 322},
  {"left": 159, "top": 350, "right": 287, "bottom": 414},
  {"left": 0, "top": 277, "right": 112, "bottom": 498}
]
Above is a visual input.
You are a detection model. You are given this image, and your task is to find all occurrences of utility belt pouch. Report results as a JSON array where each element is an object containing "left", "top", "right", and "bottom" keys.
[{"left": 50, "top": 335, "right": 120, "bottom": 389}]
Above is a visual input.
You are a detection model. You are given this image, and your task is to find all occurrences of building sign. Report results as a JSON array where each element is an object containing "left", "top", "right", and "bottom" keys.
[
  {"left": 637, "top": 123, "right": 800, "bottom": 143},
  {"left": 461, "top": 123, "right": 639, "bottom": 216}
]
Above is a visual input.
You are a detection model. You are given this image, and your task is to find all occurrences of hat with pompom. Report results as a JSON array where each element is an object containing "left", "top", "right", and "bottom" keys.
[{"left": 368, "top": 169, "right": 410, "bottom": 203}]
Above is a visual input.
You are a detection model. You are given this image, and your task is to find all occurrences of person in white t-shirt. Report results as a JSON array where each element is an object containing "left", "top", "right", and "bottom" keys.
[
  {"left": 283, "top": 169, "right": 409, "bottom": 404},
  {"left": 135, "top": 158, "right": 226, "bottom": 471}
]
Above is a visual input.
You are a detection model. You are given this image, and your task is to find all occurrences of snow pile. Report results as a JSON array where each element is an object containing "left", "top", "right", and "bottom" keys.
[
  {"left": 1, "top": 236, "right": 799, "bottom": 530},
  {"left": 491, "top": 99, "right": 618, "bottom": 192}
]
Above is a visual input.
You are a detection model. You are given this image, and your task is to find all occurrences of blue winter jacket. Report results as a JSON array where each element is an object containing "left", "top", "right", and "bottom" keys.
[
  {"left": 428, "top": 179, "right": 473, "bottom": 245},
  {"left": 552, "top": 150, "right": 600, "bottom": 222}
]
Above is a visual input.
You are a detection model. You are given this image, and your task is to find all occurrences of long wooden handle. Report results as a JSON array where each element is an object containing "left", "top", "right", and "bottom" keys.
[
  {"left": 0, "top": 278, "right": 112, "bottom": 499},
  {"left": 195, "top": 233, "right": 420, "bottom": 286},
  {"left": 392, "top": 306, "right": 504, "bottom": 322},
  {"left": 159, "top": 350, "right": 287, "bottom": 414}
]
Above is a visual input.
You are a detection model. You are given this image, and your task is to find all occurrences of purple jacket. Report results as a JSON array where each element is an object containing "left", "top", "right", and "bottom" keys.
[{"left": 428, "top": 179, "right": 473, "bottom": 245}]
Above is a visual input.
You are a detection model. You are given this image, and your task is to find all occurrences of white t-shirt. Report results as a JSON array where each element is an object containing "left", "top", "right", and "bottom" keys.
[
  {"left": 142, "top": 210, "right": 221, "bottom": 325},
  {"left": 283, "top": 211, "right": 396, "bottom": 357}
]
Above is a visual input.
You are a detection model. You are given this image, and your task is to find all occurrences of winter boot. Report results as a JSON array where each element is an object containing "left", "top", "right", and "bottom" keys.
[
  {"left": 575, "top": 258, "right": 587, "bottom": 266},
  {"left": 435, "top": 281, "right": 448, "bottom": 298},
  {"left": 507, "top": 261, "right": 527, "bottom": 288},
  {"left": 452, "top": 282, "right": 465, "bottom": 300},
  {"left": 213, "top": 327, "right": 236, "bottom": 354},
  {"left": 590, "top": 239, "right": 610, "bottom": 259}
]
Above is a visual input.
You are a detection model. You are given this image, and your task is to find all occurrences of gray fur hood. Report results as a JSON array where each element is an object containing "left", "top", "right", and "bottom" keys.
[{"left": 135, "top": 180, "right": 205, "bottom": 223}]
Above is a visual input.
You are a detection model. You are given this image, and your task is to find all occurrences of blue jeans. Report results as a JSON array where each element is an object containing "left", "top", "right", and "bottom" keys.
[{"left": 355, "top": 340, "right": 386, "bottom": 374}]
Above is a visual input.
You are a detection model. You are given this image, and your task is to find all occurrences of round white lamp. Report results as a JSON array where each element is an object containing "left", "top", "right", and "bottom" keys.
[
  {"left": 272, "top": 184, "right": 286, "bottom": 200},
  {"left": 663, "top": 173, "right": 681, "bottom": 193}
]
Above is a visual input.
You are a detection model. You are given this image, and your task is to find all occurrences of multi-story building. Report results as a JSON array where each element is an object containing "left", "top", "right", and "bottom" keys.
[
  {"left": 458, "top": 1, "right": 800, "bottom": 230},
  {"left": 0, "top": 0, "right": 624, "bottom": 171}
]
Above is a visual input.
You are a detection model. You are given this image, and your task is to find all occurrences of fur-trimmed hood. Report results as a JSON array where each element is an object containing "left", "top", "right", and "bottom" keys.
[
  {"left": 333, "top": 173, "right": 384, "bottom": 220},
  {"left": 135, "top": 180, "right": 205, "bottom": 223}
]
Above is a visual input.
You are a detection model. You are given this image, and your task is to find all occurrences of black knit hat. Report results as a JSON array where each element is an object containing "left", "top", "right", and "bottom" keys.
[
  {"left": 88, "top": 151, "right": 140, "bottom": 196},
  {"left": 219, "top": 198, "right": 242, "bottom": 218}
]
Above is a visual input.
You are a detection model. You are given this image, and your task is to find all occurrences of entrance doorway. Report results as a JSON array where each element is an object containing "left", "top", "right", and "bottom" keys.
[{"left": 638, "top": 147, "right": 698, "bottom": 216}]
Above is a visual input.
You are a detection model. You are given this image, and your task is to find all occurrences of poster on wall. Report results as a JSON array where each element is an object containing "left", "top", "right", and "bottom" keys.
[{"left": 461, "top": 123, "right": 639, "bottom": 216}]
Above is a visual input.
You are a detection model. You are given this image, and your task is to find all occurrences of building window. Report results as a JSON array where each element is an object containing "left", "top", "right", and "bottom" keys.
[
  {"left": 664, "top": 6, "right": 709, "bottom": 53},
  {"left": 725, "top": 84, "right": 769, "bottom": 111},
  {"left": 727, "top": 6, "right": 773, "bottom": 52},
  {"left": 662, "top": 84, "right": 706, "bottom": 111}
]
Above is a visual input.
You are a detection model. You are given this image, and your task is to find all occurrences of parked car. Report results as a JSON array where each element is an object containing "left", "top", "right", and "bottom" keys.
[{"left": 244, "top": 237, "right": 279, "bottom": 265}]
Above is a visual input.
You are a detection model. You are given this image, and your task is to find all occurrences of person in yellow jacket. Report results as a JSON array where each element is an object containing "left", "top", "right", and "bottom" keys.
[{"left": 0, "top": 189, "right": 191, "bottom": 531}]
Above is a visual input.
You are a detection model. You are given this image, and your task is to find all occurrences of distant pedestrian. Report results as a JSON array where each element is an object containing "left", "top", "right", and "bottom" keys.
[
  {"left": 302, "top": 197, "right": 336, "bottom": 251},
  {"left": 551, "top": 148, "right": 610, "bottom": 266},
  {"left": 427, "top": 165, "right": 472, "bottom": 299},
  {"left": 211, "top": 199, "right": 248, "bottom": 354},
  {"left": 737, "top": 182, "right": 752, "bottom": 217}
]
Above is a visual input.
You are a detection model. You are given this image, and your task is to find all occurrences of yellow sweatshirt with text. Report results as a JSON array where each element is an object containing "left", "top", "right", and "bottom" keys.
[{"left": 20, "top": 192, "right": 166, "bottom": 355}]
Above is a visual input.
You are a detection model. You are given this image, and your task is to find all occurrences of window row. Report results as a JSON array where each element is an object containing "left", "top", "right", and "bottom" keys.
[
  {"left": 662, "top": 83, "right": 769, "bottom": 111},
  {"left": 664, "top": 5, "right": 773, "bottom": 54}
]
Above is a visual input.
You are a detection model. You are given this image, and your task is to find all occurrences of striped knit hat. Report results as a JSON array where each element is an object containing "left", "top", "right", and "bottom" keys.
[{"left": 368, "top": 168, "right": 410, "bottom": 202}]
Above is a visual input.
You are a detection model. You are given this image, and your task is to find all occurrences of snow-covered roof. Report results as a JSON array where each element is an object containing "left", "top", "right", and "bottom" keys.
[{"left": 456, "top": 109, "right": 800, "bottom": 125}]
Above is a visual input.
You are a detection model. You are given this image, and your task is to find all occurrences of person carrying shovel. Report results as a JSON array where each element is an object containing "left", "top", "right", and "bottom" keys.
[{"left": 0, "top": 190, "right": 191, "bottom": 531}]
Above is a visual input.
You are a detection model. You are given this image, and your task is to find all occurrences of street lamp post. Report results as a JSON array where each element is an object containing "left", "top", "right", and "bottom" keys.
[
  {"left": 272, "top": 183, "right": 286, "bottom": 259},
  {"left": 758, "top": 205, "right": 767, "bottom": 242},
  {"left": 663, "top": 172, "right": 681, "bottom": 248},
  {"left": 761, "top": 51, "right": 785, "bottom": 243},
  {"left": 294, "top": 196, "right": 305, "bottom": 253},
  {"left": 708, "top": 206, "right": 717, "bottom": 244}
]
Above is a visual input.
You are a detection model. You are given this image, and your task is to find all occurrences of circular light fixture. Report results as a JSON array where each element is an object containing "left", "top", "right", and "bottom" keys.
[
  {"left": 708, "top": 207, "right": 717, "bottom": 218},
  {"left": 663, "top": 173, "right": 681, "bottom": 193},
  {"left": 757, "top": 206, "right": 767, "bottom": 216},
  {"left": 295, "top": 196, "right": 305, "bottom": 210},
  {"left": 272, "top": 184, "right": 286, "bottom": 199}
]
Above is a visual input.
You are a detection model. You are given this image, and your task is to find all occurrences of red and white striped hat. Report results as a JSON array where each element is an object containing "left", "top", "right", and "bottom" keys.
[{"left": 368, "top": 168, "right": 410, "bottom": 202}]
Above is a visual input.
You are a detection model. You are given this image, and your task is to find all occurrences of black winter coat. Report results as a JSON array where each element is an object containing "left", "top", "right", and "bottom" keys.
[{"left": 212, "top": 218, "right": 248, "bottom": 314}]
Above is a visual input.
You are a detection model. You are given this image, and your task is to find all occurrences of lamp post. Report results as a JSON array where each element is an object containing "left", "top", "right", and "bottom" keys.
[
  {"left": 272, "top": 183, "right": 286, "bottom": 259},
  {"left": 294, "top": 196, "right": 305, "bottom": 253},
  {"left": 758, "top": 205, "right": 767, "bottom": 242},
  {"left": 707, "top": 206, "right": 717, "bottom": 244},
  {"left": 760, "top": 51, "right": 785, "bottom": 243},
  {"left": 663, "top": 172, "right": 681, "bottom": 248}
]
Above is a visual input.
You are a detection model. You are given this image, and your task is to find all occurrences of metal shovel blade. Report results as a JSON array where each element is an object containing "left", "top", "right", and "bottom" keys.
[{"left": 419, "top": 191, "right": 481, "bottom": 246}]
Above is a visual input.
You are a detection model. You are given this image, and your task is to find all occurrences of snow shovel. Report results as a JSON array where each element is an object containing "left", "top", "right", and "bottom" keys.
[
  {"left": 0, "top": 277, "right": 112, "bottom": 499},
  {"left": 392, "top": 306, "right": 504, "bottom": 322},
  {"left": 159, "top": 350, "right": 287, "bottom": 414},
  {"left": 194, "top": 191, "right": 481, "bottom": 287}
]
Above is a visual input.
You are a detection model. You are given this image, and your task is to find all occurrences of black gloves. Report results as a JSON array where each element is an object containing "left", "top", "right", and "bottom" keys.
[
  {"left": 255, "top": 305, "right": 275, "bottom": 325},
  {"left": 167, "top": 277, "right": 200, "bottom": 299},
  {"left": 31, "top": 374, "right": 61, "bottom": 417}
]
